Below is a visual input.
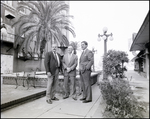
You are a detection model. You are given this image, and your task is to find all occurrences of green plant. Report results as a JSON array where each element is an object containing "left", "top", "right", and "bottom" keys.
[
  {"left": 100, "top": 49, "right": 146, "bottom": 118},
  {"left": 103, "top": 50, "right": 129, "bottom": 79},
  {"left": 99, "top": 78, "right": 146, "bottom": 118}
]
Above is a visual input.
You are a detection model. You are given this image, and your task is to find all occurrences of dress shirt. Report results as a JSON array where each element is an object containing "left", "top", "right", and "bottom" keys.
[{"left": 68, "top": 51, "right": 74, "bottom": 63}]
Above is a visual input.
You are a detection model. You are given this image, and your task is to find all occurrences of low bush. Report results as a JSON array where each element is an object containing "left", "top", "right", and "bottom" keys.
[
  {"left": 103, "top": 50, "right": 129, "bottom": 79},
  {"left": 99, "top": 78, "right": 146, "bottom": 118}
]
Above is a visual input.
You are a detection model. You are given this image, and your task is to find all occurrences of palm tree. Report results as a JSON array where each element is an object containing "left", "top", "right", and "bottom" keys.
[{"left": 13, "top": 1, "right": 76, "bottom": 68}]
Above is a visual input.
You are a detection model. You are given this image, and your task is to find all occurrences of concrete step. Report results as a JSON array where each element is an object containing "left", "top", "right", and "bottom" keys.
[{"left": 1, "top": 84, "right": 46, "bottom": 112}]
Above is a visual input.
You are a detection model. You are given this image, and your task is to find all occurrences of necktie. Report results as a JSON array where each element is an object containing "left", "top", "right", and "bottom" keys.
[
  {"left": 68, "top": 54, "right": 71, "bottom": 63},
  {"left": 54, "top": 52, "right": 59, "bottom": 67}
]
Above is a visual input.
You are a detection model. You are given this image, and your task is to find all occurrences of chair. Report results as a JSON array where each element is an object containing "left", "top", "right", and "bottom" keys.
[
  {"left": 24, "top": 71, "right": 36, "bottom": 90},
  {"left": 15, "top": 71, "right": 35, "bottom": 90},
  {"left": 15, "top": 72, "right": 25, "bottom": 89}
]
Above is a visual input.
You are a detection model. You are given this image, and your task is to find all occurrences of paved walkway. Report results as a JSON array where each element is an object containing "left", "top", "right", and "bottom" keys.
[
  {"left": 125, "top": 70, "right": 149, "bottom": 117},
  {"left": 1, "top": 83, "right": 103, "bottom": 118},
  {"left": 125, "top": 70, "right": 149, "bottom": 103},
  {"left": 1, "top": 70, "right": 149, "bottom": 118}
]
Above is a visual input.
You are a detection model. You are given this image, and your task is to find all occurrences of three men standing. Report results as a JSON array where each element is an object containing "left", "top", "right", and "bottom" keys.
[{"left": 44, "top": 41, "right": 93, "bottom": 104}]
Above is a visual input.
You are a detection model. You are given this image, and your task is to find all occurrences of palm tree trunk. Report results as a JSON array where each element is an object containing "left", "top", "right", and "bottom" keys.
[
  {"left": 39, "top": 56, "right": 42, "bottom": 71},
  {"left": 39, "top": 37, "right": 46, "bottom": 71}
]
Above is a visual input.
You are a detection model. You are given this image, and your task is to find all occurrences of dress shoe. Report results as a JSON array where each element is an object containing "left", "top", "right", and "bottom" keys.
[
  {"left": 51, "top": 97, "right": 59, "bottom": 101},
  {"left": 78, "top": 92, "right": 82, "bottom": 96},
  {"left": 72, "top": 97, "right": 77, "bottom": 100},
  {"left": 63, "top": 96, "right": 69, "bottom": 99},
  {"left": 46, "top": 100, "right": 52, "bottom": 104},
  {"left": 80, "top": 98, "right": 86, "bottom": 101},
  {"left": 82, "top": 100, "right": 92, "bottom": 103}
]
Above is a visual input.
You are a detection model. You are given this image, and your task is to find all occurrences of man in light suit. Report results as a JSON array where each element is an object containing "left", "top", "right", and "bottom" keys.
[
  {"left": 79, "top": 41, "right": 94, "bottom": 103},
  {"left": 44, "top": 43, "right": 62, "bottom": 104},
  {"left": 62, "top": 45, "right": 78, "bottom": 100}
]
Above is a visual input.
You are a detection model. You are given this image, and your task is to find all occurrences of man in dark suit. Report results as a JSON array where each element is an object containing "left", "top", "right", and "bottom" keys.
[
  {"left": 44, "top": 43, "right": 62, "bottom": 104},
  {"left": 79, "top": 41, "right": 94, "bottom": 103},
  {"left": 62, "top": 45, "right": 78, "bottom": 100}
]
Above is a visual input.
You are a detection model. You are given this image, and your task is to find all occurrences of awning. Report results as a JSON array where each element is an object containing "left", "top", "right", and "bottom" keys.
[
  {"left": 131, "top": 56, "right": 138, "bottom": 62},
  {"left": 130, "top": 11, "right": 149, "bottom": 51},
  {"left": 131, "top": 50, "right": 146, "bottom": 61}
]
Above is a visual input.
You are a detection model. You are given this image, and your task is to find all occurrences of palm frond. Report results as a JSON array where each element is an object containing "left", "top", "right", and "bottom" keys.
[
  {"left": 30, "top": 11, "right": 41, "bottom": 20},
  {"left": 63, "top": 26, "right": 76, "bottom": 38},
  {"left": 51, "top": 1, "right": 66, "bottom": 10},
  {"left": 28, "top": 1, "right": 43, "bottom": 16},
  {"left": 14, "top": 35, "right": 24, "bottom": 49},
  {"left": 62, "top": 35, "right": 69, "bottom": 46},
  {"left": 26, "top": 32, "right": 37, "bottom": 51},
  {"left": 52, "top": 4, "right": 69, "bottom": 17},
  {"left": 24, "top": 26, "right": 37, "bottom": 38},
  {"left": 51, "top": 15, "right": 72, "bottom": 25},
  {"left": 53, "top": 26, "right": 62, "bottom": 38},
  {"left": 19, "top": 23, "right": 37, "bottom": 32},
  {"left": 24, "top": 35, "right": 33, "bottom": 53},
  {"left": 38, "top": 1, "right": 46, "bottom": 18},
  {"left": 12, "top": 15, "right": 29, "bottom": 28},
  {"left": 18, "top": 20, "right": 36, "bottom": 35},
  {"left": 49, "top": 29, "right": 61, "bottom": 44},
  {"left": 17, "top": 1, "right": 35, "bottom": 12},
  {"left": 17, "top": 5, "right": 32, "bottom": 12}
]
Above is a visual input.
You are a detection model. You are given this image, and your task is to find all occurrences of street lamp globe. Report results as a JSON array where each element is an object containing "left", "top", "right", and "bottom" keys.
[
  {"left": 103, "top": 27, "right": 108, "bottom": 34},
  {"left": 109, "top": 36, "right": 113, "bottom": 41},
  {"left": 102, "top": 35, "right": 107, "bottom": 40}
]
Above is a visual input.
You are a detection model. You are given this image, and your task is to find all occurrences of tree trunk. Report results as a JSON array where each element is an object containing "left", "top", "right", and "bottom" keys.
[{"left": 39, "top": 38, "right": 46, "bottom": 71}]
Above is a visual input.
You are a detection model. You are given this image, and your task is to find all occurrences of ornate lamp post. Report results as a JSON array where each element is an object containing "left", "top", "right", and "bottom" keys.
[{"left": 97, "top": 27, "right": 113, "bottom": 79}]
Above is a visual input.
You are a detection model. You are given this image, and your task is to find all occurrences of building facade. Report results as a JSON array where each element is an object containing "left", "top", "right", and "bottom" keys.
[
  {"left": 1, "top": 1, "right": 70, "bottom": 73},
  {"left": 1, "top": 1, "right": 17, "bottom": 73},
  {"left": 130, "top": 11, "right": 149, "bottom": 79}
]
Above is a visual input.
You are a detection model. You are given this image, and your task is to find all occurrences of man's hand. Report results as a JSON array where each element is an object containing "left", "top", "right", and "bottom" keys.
[
  {"left": 47, "top": 72, "right": 51, "bottom": 77},
  {"left": 67, "top": 67, "right": 71, "bottom": 73}
]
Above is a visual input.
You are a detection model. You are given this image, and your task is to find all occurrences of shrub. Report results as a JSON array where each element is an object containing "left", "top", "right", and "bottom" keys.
[
  {"left": 99, "top": 78, "right": 146, "bottom": 118},
  {"left": 103, "top": 50, "right": 129, "bottom": 78}
]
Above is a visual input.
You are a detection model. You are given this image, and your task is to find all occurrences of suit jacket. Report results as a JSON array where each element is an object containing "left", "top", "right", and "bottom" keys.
[
  {"left": 62, "top": 53, "right": 78, "bottom": 77},
  {"left": 44, "top": 51, "right": 62, "bottom": 75},
  {"left": 79, "top": 49, "right": 94, "bottom": 73}
]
